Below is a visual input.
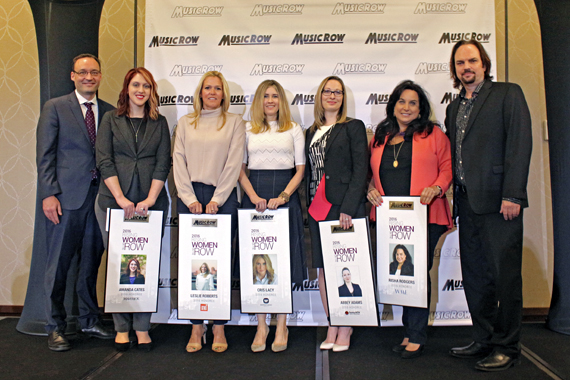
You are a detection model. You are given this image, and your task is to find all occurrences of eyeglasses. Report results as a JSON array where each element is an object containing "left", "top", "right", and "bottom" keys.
[
  {"left": 322, "top": 89, "right": 343, "bottom": 97},
  {"left": 73, "top": 70, "right": 101, "bottom": 77}
]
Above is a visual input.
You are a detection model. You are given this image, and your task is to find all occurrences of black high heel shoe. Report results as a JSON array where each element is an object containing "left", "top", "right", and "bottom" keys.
[
  {"left": 138, "top": 341, "right": 153, "bottom": 352},
  {"left": 114, "top": 341, "right": 131, "bottom": 352}
]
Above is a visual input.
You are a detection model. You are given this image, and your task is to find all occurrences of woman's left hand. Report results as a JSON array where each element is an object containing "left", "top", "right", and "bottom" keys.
[
  {"left": 135, "top": 198, "right": 156, "bottom": 216},
  {"left": 206, "top": 201, "right": 219, "bottom": 214},
  {"left": 420, "top": 186, "right": 441, "bottom": 205},
  {"left": 339, "top": 212, "right": 353, "bottom": 230},
  {"left": 267, "top": 197, "right": 286, "bottom": 210}
]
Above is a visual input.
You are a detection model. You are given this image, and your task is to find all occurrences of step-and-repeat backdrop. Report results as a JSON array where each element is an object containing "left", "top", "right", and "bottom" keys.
[{"left": 146, "top": 0, "right": 496, "bottom": 326}]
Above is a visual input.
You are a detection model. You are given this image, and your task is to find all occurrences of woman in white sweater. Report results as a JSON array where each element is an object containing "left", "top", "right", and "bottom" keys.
[
  {"left": 239, "top": 80, "right": 306, "bottom": 353},
  {"left": 173, "top": 71, "right": 245, "bottom": 353}
]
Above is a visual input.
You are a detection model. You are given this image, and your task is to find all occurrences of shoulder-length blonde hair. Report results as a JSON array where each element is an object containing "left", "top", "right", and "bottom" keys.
[
  {"left": 310, "top": 75, "right": 348, "bottom": 132},
  {"left": 249, "top": 80, "right": 293, "bottom": 134},
  {"left": 116, "top": 67, "right": 160, "bottom": 120},
  {"left": 186, "top": 71, "right": 230, "bottom": 129},
  {"left": 252, "top": 254, "right": 275, "bottom": 284},
  {"left": 199, "top": 262, "right": 210, "bottom": 277}
]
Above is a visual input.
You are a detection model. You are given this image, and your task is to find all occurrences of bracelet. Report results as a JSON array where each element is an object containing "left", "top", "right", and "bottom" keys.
[
  {"left": 279, "top": 191, "right": 290, "bottom": 202},
  {"left": 435, "top": 186, "right": 442, "bottom": 196},
  {"left": 367, "top": 188, "right": 376, "bottom": 194}
]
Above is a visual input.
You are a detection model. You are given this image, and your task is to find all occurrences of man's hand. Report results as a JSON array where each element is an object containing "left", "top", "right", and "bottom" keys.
[
  {"left": 43, "top": 195, "right": 62, "bottom": 224},
  {"left": 500, "top": 200, "right": 521, "bottom": 221}
]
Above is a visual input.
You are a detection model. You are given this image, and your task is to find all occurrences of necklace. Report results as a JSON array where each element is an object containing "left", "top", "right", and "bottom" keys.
[
  {"left": 393, "top": 141, "right": 405, "bottom": 168},
  {"left": 128, "top": 117, "right": 143, "bottom": 143}
]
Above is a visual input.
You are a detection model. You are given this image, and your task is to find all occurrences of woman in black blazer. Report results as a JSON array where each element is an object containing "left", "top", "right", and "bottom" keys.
[
  {"left": 120, "top": 257, "right": 146, "bottom": 284},
  {"left": 95, "top": 67, "right": 171, "bottom": 352},
  {"left": 305, "top": 76, "right": 368, "bottom": 352},
  {"left": 389, "top": 244, "right": 415, "bottom": 277}
]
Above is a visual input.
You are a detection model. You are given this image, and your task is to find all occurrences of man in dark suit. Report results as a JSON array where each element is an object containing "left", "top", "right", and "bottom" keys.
[
  {"left": 37, "top": 54, "right": 115, "bottom": 351},
  {"left": 445, "top": 40, "right": 532, "bottom": 371}
]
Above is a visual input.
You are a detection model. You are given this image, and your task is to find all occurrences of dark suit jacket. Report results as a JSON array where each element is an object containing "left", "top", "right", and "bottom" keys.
[
  {"left": 120, "top": 274, "right": 145, "bottom": 284},
  {"left": 36, "top": 92, "right": 115, "bottom": 210},
  {"left": 304, "top": 118, "right": 368, "bottom": 216},
  {"left": 389, "top": 260, "right": 414, "bottom": 276},
  {"left": 96, "top": 112, "right": 171, "bottom": 201},
  {"left": 338, "top": 283, "right": 362, "bottom": 297},
  {"left": 445, "top": 81, "right": 532, "bottom": 214}
]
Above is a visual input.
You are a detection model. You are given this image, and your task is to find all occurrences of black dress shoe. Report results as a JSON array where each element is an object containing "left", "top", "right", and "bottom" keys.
[
  {"left": 138, "top": 342, "right": 153, "bottom": 352},
  {"left": 48, "top": 330, "right": 71, "bottom": 352},
  {"left": 401, "top": 345, "right": 424, "bottom": 359},
  {"left": 81, "top": 322, "right": 114, "bottom": 339},
  {"left": 392, "top": 344, "right": 407, "bottom": 353},
  {"left": 114, "top": 341, "right": 131, "bottom": 352},
  {"left": 475, "top": 351, "right": 521, "bottom": 372},
  {"left": 449, "top": 342, "right": 492, "bottom": 358}
]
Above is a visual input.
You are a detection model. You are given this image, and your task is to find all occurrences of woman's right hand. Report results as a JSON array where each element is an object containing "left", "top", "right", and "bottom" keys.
[
  {"left": 188, "top": 201, "right": 203, "bottom": 214},
  {"left": 117, "top": 196, "right": 135, "bottom": 219},
  {"left": 367, "top": 188, "right": 383, "bottom": 207},
  {"left": 251, "top": 195, "right": 267, "bottom": 213}
]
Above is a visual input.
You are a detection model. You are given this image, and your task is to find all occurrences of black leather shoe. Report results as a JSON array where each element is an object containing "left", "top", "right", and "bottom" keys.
[
  {"left": 48, "top": 330, "right": 71, "bottom": 352},
  {"left": 138, "top": 342, "right": 153, "bottom": 352},
  {"left": 401, "top": 345, "right": 424, "bottom": 359},
  {"left": 114, "top": 342, "right": 131, "bottom": 352},
  {"left": 81, "top": 322, "right": 114, "bottom": 339},
  {"left": 475, "top": 351, "right": 521, "bottom": 372},
  {"left": 449, "top": 342, "right": 492, "bottom": 358},
  {"left": 392, "top": 344, "right": 407, "bottom": 353}
]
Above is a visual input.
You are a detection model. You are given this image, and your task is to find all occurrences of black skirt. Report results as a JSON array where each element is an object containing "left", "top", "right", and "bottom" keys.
[{"left": 241, "top": 169, "right": 307, "bottom": 284}]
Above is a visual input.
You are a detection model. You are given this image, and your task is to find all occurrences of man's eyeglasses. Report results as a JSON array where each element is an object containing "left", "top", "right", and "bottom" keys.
[{"left": 73, "top": 70, "right": 101, "bottom": 78}]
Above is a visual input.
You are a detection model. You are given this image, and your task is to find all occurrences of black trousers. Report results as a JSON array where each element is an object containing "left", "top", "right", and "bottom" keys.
[
  {"left": 44, "top": 184, "right": 104, "bottom": 333},
  {"left": 401, "top": 223, "right": 448, "bottom": 344},
  {"left": 456, "top": 188, "right": 523, "bottom": 355}
]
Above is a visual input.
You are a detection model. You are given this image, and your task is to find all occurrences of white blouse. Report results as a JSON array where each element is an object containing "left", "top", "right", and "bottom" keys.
[{"left": 244, "top": 121, "right": 305, "bottom": 170}]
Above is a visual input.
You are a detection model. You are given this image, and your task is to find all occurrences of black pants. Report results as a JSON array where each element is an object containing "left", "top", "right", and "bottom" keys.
[
  {"left": 401, "top": 223, "right": 447, "bottom": 344},
  {"left": 456, "top": 188, "right": 523, "bottom": 355},
  {"left": 177, "top": 182, "right": 239, "bottom": 325}
]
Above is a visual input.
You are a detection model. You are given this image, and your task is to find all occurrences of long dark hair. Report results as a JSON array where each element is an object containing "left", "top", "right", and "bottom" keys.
[
  {"left": 373, "top": 80, "right": 436, "bottom": 147},
  {"left": 449, "top": 39, "right": 493, "bottom": 89},
  {"left": 392, "top": 244, "right": 412, "bottom": 264}
]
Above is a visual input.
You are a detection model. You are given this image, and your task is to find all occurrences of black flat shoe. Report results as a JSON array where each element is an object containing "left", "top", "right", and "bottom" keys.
[
  {"left": 392, "top": 344, "right": 407, "bottom": 353},
  {"left": 401, "top": 345, "right": 424, "bottom": 359},
  {"left": 138, "top": 342, "right": 153, "bottom": 352},
  {"left": 475, "top": 351, "right": 521, "bottom": 372},
  {"left": 114, "top": 342, "right": 131, "bottom": 352},
  {"left": 449, "top": 342, "right": 492, "bottom": 358}
]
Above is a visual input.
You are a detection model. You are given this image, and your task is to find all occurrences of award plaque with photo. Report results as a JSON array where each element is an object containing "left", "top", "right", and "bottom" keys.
[
  {"left": 105, "top": 209, "right": 163, "bottom": 313},
  {"left": 320, "top": 218, "right": 379, "bottom": 327},
  {"left": 238, "top": 208, "right": 292, "bottom": 314}
]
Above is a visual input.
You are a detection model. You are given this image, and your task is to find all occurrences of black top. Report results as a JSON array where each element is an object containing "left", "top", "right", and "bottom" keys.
[{"left": 379, "top": 139, "right": 413, "bottom": 196}]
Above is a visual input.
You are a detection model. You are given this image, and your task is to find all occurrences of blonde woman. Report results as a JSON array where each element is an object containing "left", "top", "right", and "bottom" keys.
[
  {"left": 173, "top": 71, "right": 245, "bottom": 353},
  {"left": 305, "top": 76, "right": 368, "bottom": 352},
  {"left": 239, "top": 79, "right": 306, "bottom": 353},
  {"left": 195, "top": 263, "right": 215, "bottom": 290},
  {"left": 252, "top": 255, "right": 277, "bottom": 285}
]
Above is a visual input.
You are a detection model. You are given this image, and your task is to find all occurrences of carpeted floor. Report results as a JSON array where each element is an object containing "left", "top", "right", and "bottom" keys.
[{"left": 1, "top": 318, "right": 568, "bottom": 380}]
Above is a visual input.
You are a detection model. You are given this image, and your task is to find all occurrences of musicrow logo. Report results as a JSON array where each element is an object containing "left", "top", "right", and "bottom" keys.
[
  {"left": 251, "top": 214, "right": 275, "bottom": 222},
  {"left": 414, "top": 2, "right": 467, "bottom": 14},
  {"left": 250, "top": 63, "right": 305, "bottom": 76},
  {"left": 365, "top": 33, "right": 419, "bottom": 44},
  {"left": 440, "top": 92, "right": 459, "bottom": 104},
  {"left": 148, "top": 36, "right": 199, "bottom": 48},
  {"left": 333, "top": 62, "right": 386, "bottom": 75},
  {"left": 431, "top": 310, "right": 471, "bottom": 320},
  {"left": 171, "top": 6, "right": 223, "bottom": 18},
  {"left": 231, "top": 95, "right": 254, "bottom": 105},
  {"left": 170, "top": 65, "right": 223, "bottom": 77},
  {"left": 415, "top": 62, "right": 449, "bottom": 75},
  {"left": 291, "top": 94, "right": 314, "bottom": 105},
  {"left": 332, "top": 2, "right": 386, "bottom": 15},
  {"left": 442, "top": 279, "right": 464, "bottom": 291},
  {"left": 160, "top": 95, "right": 193, "bottom": 106},
  {"left": 291, "top": 33, "right": 345, "bottom": 45},
  {"left": 192, "top": 219, "right": 218, "bottom": 227},
  {"left": 250, "top": 4, "right": 304, "bottom": 16},
  {"left": 366, "top": 93, "right": 390, "bottom": 105},
  {"left": 439, "top": 32, "right": 491, "bottom": 44},
  {"left": 219, "top": 34, "right": 272, "bottom": 46},
  {"left": 434, "top": 247, "right": 461, "bottom": 257}
]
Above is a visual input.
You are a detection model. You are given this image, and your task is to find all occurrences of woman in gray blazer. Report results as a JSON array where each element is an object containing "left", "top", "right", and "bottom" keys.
[{"left": 95, "top": 67, "right": 171, "bottom": 352}]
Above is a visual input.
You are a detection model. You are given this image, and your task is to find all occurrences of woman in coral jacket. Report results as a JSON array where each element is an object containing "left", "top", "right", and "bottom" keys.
[{"left": 368, "top": 80, "right": 452, "bottom": 359}]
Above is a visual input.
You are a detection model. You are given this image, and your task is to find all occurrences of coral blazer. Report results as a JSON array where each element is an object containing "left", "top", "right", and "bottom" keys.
[{"left": 370, "top": 127, "right": 453, "bottom": 228}]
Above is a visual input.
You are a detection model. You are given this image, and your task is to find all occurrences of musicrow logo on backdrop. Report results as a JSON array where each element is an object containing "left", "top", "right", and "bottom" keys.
[
  {"left": 414, "top": 2, "right": 467, "bottom": 14},
  {"left": 250, "top": 4, "right": 304, "bottom": 16},
  {"left": 365, "top": 33, "right": 419, "bottom": 44},
  {"left": 415, "top": 62, "right": 449, "bottom": 75},
  {"left": 171, "top": 6, "right": 223, "bottom": 17},
  {"left": 291, "top": 94, "right": 314, "bottom": 105},
  {"left": 160, "top": 95, "right": 193, "bottom": 106},
  {"left": 366, "top": 93, "right": 390, "bottom": 105},
  {"left": 434, "top": 247, "right": 460, "bottom": 257},
  {"left": 438, "top": 32, "right": 491, "bottom": 44},
  {"left": 291, "top": 33, "right": 345, "bottom": 45},
  {"left": 219, "top": 34, "right": 272, "bottom": 46},
  {"left": 332, "top": 2, "right": 386, "bottom": 15},
  {"left": 170, "top": 65, "right": 223, "bottom": 77},
  {"left": 440, "top": 92, "right": 459, "bottom": 104},
  {"left": 442, "top": 279, "right": 464, "bottom": 291},
  {"left": 148, "top": 36, "right": 199, "bottom": 48},
  {"left": 250, "top": 63, "right": 305, "bottom": 75},
  {"left": 231, "top": 95, "right": 255, "bottom": 105},
  {"left": 333, "top": 63, "right": 386, "bottom": 75}
]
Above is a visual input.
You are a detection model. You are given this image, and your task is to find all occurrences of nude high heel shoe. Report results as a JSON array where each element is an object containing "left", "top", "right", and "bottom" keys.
[{"left": 186, "top": 324, "right": 206, "bottom": 353}]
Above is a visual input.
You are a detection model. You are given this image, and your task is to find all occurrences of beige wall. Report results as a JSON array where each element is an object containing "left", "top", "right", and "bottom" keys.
[{"left": 0, "top": 0, "right": 553, "bottom": 308}]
